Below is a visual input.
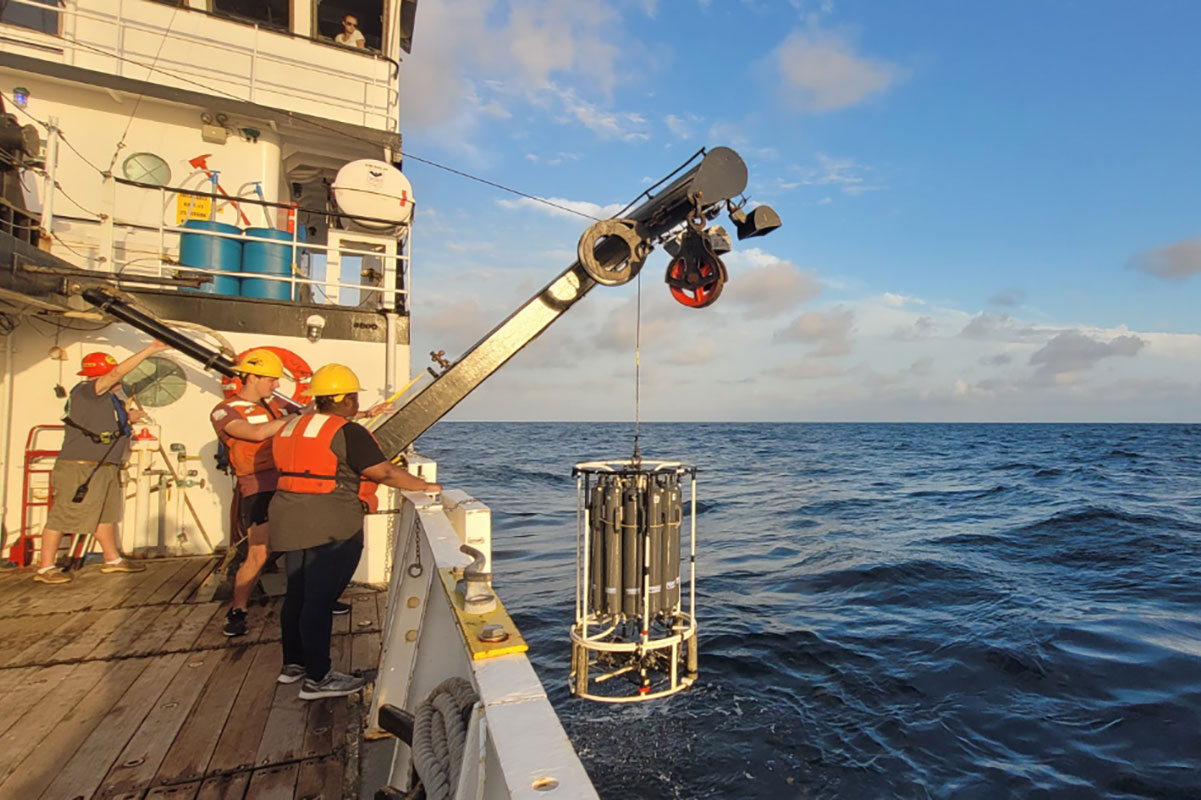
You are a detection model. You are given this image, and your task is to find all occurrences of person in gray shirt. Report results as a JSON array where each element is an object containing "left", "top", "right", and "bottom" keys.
[{"left": 34, "top": 340, "right": 170, "bottom": 584}]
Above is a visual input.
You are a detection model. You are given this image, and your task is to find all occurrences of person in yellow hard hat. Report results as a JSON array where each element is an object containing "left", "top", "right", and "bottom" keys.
[
  {"left": 35, "top": 340, "right": 170, "bottom": 584},
  {"left": 270, "top": 363, "right": 439, "bottom": 698},
  {"left": 209, "top": 348, "right": 298, "bottom": 636}
]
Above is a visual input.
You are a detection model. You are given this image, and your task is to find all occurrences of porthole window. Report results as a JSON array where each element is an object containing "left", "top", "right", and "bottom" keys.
[
  {"left": 122, "top": 356, "right": 187, "bottom": 408},
  {"left": 122, "top": 152, "right": 172, "bottom": 187}
]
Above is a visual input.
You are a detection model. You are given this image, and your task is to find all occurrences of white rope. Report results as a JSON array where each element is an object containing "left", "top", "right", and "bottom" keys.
[{"left": 412, "top": 677, "right": 478, "bottom": 800}]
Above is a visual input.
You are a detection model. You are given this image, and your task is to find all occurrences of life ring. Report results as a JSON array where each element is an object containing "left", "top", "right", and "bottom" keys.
[{"left": 221, "top": 346, "right": 313, "bottom": 404}]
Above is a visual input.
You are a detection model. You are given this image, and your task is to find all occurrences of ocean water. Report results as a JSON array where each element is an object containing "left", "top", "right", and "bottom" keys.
[{"left": 414, "top": 422, "right": 1201, "bottom": 799}]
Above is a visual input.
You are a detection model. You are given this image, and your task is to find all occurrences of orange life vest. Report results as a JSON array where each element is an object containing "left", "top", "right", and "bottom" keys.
[
  {"left": 273, "top": 413, "right": 380, "bottom": 512},
  {"left": 216, "top": 399, "right": 284, "bottom": 477}
]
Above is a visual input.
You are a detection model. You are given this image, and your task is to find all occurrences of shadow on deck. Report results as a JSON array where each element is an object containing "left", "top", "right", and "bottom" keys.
[{"left": 0, "top": 556, "right": 385, "bottom": 799}]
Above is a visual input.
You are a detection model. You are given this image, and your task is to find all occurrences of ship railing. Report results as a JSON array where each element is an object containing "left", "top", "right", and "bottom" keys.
[
  {"left": 50, "top": 179, "right": 412, "bottom": 313},
  {"left": 365, "top": 486, "right": 599, "bottom": 799},
  {"left": 0, "top": 0, "right": 397, "bottom": 129}
]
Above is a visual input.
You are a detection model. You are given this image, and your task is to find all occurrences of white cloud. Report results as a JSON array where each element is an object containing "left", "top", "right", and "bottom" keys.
[
  {"left": 784, "top": 153, "right": 885, "bottom": 195},
  {"left": 664, "top": 113, "right": 698, "bottom": 140},
  {"left": 767, "top": 357, "right": 845, "bottom": 380},
  {"left": 546, "top": 84, "right": 650, "bottom": 141},
  {"left": 891, "top": 315, "right": 934, "bottom": 341},
  {"left": 720, "top": 249, "right": 821, "bottom": 319},
  {"left": 989, "top": 287, "right": 1026, "bottom": 307},
  {"left": 773, "top": 27, "right": 903, "bottom": 112},
  {"left": 496, "top": 196, "right": 624, "bottom": 220},
  {"left": 399, "top": 0, "right": 646, "bottom": 143},
  {"left": 774, "top": 306, "right": 854, "bottom": 356},
  {"left": 666, "top": 340, "right": 718, "bottom": 366}
]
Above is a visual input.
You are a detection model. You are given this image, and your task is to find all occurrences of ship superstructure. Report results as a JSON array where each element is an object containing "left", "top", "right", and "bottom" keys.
[{"left": 0, "top": 2, "right": 599, "bottom": 797}]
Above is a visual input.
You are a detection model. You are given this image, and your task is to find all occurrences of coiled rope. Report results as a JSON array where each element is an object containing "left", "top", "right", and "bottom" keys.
[{"left": 412, "top": 677, "right": 479, "bottom": 800}]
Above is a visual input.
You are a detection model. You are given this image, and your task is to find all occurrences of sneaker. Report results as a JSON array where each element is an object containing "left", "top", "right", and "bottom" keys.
[
  {"left": 33, "top": 567, "right": 71, "bottom": 584},
  {"left": 100, "top": 559, "right": 146, "bottom": 574},
  {"left": 332, "top": 600, "right": 351, "bottom": 615},
  {"left": 278, "top": 663, "right": 306, "bottom": 684},
  {"left": 297, "top": 670, "right": 367, "bottom": 700},
  {"left": 223, "top": 608, "right": 248, "bottom": 637}
]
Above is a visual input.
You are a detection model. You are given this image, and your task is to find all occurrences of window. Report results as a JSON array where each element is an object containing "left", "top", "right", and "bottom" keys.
[
  {"left": 212, "top": 0, "right": 289, "bottom": 31},
  {"left": 315, "top": 0, "right": 383, "bottom": 52},
  {"left": 0, "top": 0, "right": 59, "bottom": 36},
  {"left": 122, "top": 357, "right": 188, "bottom": 408}
]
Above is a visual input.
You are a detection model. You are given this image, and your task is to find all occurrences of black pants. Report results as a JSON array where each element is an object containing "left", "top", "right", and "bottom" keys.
[{"left": 281, "top": 531, "right": 363, "bottom": 680}]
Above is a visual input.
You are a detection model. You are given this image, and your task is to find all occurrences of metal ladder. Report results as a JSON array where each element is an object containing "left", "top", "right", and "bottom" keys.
[{"left": 9, "top": 425, "right": 90, "bottom": 567}]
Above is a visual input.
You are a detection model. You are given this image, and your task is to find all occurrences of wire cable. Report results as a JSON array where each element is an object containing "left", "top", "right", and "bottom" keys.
[
  {"left": 632, "top": 270, "right": 642, "bottom": 467},
  {"left": 106, "top": 2, "right": 182, "bottom": 175}
]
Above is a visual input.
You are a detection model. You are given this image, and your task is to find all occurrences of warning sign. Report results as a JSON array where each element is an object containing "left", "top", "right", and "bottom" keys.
[{"left": 176, "top": 194, "right": 213, "bottom": 224}]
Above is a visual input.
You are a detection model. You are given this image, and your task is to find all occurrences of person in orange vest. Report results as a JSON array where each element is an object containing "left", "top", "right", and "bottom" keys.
[
  {"left": 209, "top": 348, "right": 297, "bottom": 637},
  {"left": 270, "top": 363, "right": 440, "bottom": 699},
  {"left": 34, "top": 341, "right": 170, "bottom": 584}
]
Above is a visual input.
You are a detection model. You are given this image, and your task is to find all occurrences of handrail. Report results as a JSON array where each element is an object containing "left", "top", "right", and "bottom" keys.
[
  {"left": 0, "top": 0, "right": 398, "bottom": 126},
  {"left": 115, "top": 178, "right": 411, "bottom": 229}
]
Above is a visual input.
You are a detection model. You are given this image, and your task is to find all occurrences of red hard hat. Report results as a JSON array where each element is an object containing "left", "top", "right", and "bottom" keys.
[{"left": 78, "top": 351, "right": 118, "bottom": 377}]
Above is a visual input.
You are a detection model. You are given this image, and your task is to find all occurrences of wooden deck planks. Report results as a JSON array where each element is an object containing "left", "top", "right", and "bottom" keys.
[
  {"left": 177, "top": 557, "right": 220, "bottom": 603},
  {"left": 254, "top": 677, "right": 310, "bottom": 768},
  {"left": 40, "top": 652, "right": 189, "bottom": 800},
  {"left": 95, "top": 649, "right": 224, "bottom": 798},
  {"left": 51, "top": 605, "right": 142, "bottom": 662},
  {"left": 300, "top": 635, "right": 350, "bottom": 761},
  {"left": 352, "top": 631, "right": 382, "bottom": 675},
  {"left": 294, "top": 754, "right": 345, "bottom": 800},
  {"left": 244, "top": 762, "right": 299, "bottom": 800},
  {"left": 93, "top": 603, "right": 173, "bottom": 659},
  {"left": 196, "top": 772, "right": 251, "bottom": 800},
  {"left": 153, "top": 645, "right": 259, "bottom": 786},
  {"left": 6, "top": 607, "right": 105, "bottom": 666},
  {"left": 0, "top": 659, "right": 111, "bottom": 787},
  {"left": 162, "top": 601, "right": 224, "bottom": 652},
  {"left": 0, "top": 611, "right": 75, "bottom": 666},
  {"left": 208, "top": 643, "right": 286, "bottom": 775},
  {"left": 116, "top": 558, "right": 194, "bottom": 608},
  {"left": 0, "top": 558, "right": 384, "bottom": 799},
  {"left": 146, "top": 557, "right": 216, "bottom": 605},
  {"left": 350, "top": 590, "right": 381, "bottom": 634},
  {"left": 0, "top": 656, "right": 149, "bottom": 798},
  {"left": 0, "top": 662, "right": 76, "bottom": 739}
]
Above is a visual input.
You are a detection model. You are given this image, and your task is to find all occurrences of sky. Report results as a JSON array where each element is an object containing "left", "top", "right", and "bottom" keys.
[{"left": 395, "top": 0, "right": 1201, "bottom": 423}]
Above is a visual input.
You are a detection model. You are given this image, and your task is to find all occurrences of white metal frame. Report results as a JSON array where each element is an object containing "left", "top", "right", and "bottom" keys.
[{"left": 570, "top": 459, "right": 699, "bottom": 703}]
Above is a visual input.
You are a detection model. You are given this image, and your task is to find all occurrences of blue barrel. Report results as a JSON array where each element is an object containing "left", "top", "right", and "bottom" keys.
[
  {"left": 179, "top": 220, "right": 241, "bottom": 295},
  {"left": 241, "top": 227, "right": 297, "bottom": 300}
]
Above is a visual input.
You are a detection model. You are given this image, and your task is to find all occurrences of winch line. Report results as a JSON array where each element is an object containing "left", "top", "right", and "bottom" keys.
[
  {"left": 106, "top": 3, "right": 183, "bottom": 175},
  {"left": 42, "top": 41, "right": 603, "bottom": 223},
  {"left": 632, "top": 271, "right": 642, "bottom": 467}
]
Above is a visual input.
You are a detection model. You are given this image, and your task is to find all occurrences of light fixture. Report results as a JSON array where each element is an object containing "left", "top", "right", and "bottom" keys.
[
  {"left": 305, "top": 314, "right": 326, "bottom": 343},
  {"left": 728, "top": 203, "right": 782, "bottom": 240},
  {"left": 12, "top": 87, "right": 29, "bottom": 108}
]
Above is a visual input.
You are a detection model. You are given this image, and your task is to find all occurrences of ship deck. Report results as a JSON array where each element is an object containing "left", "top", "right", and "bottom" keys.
[{"left": 0, "top": 555, "right": 386, "bottom": 799}]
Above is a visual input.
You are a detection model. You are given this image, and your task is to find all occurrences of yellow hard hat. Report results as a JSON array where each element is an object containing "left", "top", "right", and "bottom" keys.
[
  {"left": 234, "top": 348, "right": 284, "bottom": 378},
  {"left": 308, "top": 363, "right": 363, "bottom": 400}
]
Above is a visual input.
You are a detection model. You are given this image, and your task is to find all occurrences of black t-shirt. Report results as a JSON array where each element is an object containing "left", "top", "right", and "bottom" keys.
[
  {"left": 341, "top": 421, "right": 387, "bottom": 474},
  {"left": 268, "top": 420, "right": 387, "bottom": 551}
]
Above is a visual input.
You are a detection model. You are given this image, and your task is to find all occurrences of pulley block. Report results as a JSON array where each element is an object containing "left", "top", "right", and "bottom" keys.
[
  {"left": 664, "top": 227, "right": 728, "bottom": 308},
  {"left": 577, "top": 218, "right": 650, "bottom": 286}
]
